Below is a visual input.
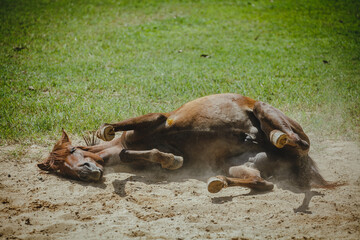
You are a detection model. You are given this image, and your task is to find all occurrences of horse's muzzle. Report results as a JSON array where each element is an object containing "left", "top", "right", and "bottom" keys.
[{"left": 78, "top": 162, "right": 103, "bottom": 181}]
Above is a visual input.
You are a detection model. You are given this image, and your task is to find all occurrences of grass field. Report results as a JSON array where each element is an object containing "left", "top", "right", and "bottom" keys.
[{"left": 1, "top": 0, "right": 359, "bottom": 143}]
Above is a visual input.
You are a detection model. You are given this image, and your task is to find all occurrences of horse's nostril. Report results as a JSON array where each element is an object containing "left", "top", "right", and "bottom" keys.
[{"left": 82, "top": 162, "right": 91, "bottom": 168}]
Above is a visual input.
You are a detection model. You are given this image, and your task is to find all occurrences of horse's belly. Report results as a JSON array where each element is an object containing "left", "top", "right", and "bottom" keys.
[
  {"left": 165, "top": 93, "right": 257, "bottom": 134},
  {"left": 123, "top": 93, "right": 264, "bottom": 168}
]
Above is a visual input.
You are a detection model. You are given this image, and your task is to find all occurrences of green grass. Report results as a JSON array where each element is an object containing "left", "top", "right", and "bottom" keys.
[{"left": 1, "top": 0, "right": 359, "bottom": 144}]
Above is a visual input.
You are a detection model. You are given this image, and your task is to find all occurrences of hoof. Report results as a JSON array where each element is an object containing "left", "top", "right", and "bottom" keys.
[
  {"left": 119, "top": 149, "right": 132, "bottom": 163},
  {"left": 161, "top": 156, "right": 183, "bottom": 170},
  {"left": 294, "top": 206, "right": 312, "bottom": 214},
  {"left": 97, "top": 124, "right": 115, "bottom": 141},
  {"left": 269, "top": 130, "right": 288, "bottom": 148},
  {"left": 207, "top": 176, "right": 227, "bottom": 193}
]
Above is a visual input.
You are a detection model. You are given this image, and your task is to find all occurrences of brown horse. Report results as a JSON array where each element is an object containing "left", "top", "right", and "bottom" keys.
[{"left": 38, "top": 93, "right": 337, "bottom": 212}]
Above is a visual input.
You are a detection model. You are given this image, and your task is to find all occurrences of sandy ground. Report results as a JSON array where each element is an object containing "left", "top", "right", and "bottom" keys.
[{"left": 0, "top": 135, "right": 359, "bottom": 240}]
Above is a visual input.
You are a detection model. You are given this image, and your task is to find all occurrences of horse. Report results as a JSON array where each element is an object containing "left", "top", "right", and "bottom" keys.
[{"left": 38, "top": 93, "right": 338, "bottom": 212}]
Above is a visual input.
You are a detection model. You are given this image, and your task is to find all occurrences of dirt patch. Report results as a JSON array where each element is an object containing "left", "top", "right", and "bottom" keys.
[{"left": 0, "top": 137, "right": 359, "bottom": 239}]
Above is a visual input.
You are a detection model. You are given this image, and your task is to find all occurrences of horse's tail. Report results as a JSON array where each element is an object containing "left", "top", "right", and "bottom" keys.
[{"left": 309, "top": 156, "right": 345, "bottom": 189}]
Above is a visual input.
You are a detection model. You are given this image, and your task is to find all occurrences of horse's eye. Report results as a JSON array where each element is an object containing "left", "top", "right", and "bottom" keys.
[{"left": 70, "top": 147, "right": 76, "bottom": 154}]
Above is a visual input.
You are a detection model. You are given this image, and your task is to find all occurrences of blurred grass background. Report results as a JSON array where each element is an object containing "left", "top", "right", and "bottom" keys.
[{"left": 0, "top": 0, "right": 359, "bottom": 143}]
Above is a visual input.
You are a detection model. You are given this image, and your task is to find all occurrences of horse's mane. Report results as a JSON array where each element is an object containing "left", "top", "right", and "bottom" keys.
[{"left": 45, "top": 141, "right": 71, "bottom": 169}]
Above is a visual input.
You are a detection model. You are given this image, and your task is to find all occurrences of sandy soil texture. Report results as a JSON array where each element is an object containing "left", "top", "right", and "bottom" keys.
[{"left": 0, "top": 136, "right": 359, "bottom": 240}]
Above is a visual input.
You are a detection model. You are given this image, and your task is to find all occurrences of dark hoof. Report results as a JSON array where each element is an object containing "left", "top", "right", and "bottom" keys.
[
  {"left": 294, "top": 206, "right": 312, "bottom": 214},
  {"left": 119, "top": 149, "right": 132, "bottom": 163}
]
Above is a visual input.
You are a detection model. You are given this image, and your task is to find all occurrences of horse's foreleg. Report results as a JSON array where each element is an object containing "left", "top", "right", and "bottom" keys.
[
  {"left": 97, "top": 113, "right": 169, "bottom": 141},
  {"left": 119, "top": 149, "right": 183, "bottom": 170},
  {"left": 77, "top": 137, "right": 122, "bottom": 153},
  {"left": 96, "top": 145, "right": 124, "bottom": 165}
]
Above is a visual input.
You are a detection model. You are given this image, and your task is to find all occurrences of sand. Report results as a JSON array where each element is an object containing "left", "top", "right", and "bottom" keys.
[{"left": 0, "top": 135, "right": 359, "bottom": 240}]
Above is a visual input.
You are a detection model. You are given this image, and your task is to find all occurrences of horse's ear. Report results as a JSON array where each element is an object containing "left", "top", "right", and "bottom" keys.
[
  {"left": 37, "top": 156, "right": 60, "bottom": 172},
  {"left": 61, "top": 129, "right": 71, "bottom": 144},
  {"left": 37, "top": 157, "right": 57, "bottom": 172},
  {"left": 37, "top": 162, "right": 53, "bottom": 171}
]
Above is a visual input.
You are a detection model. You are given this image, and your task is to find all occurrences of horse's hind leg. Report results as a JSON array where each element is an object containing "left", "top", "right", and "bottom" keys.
[
  {"left": 253, "top": 101, "right": 310, "bottom": 156},
  {"left": 207, "top": 166, "right": 274, "bottom": 193},
  {"left": 294, "top": 190, "right": 325, "bottom": 213},
  {"left": 119, "top": 149, "right": 183, "bottom": 170}
]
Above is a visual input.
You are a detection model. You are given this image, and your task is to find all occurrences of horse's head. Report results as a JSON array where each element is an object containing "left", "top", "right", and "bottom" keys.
[{"left": 38, "top": 130, "right": 104, "bottom": 181}]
